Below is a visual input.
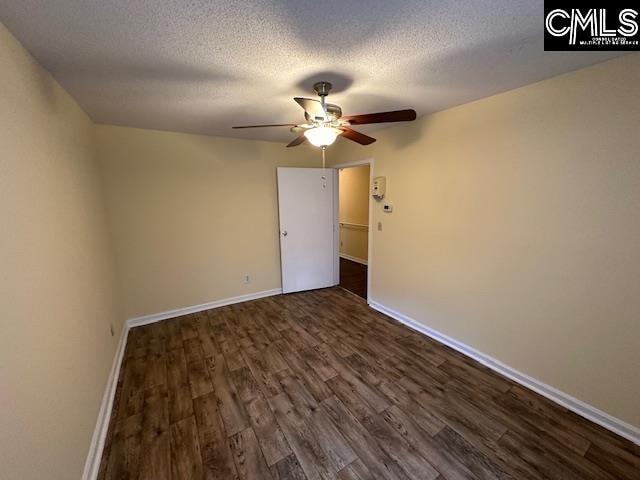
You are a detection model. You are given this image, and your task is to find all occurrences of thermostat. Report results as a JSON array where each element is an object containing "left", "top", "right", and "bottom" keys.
[{"left": 383, "top": 203, "right": 393, "bottom": 213}]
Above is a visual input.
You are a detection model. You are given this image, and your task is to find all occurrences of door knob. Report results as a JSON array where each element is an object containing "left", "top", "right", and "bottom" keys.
[{"left": 282, "top": 230, "right": 288, "bottom": 237}]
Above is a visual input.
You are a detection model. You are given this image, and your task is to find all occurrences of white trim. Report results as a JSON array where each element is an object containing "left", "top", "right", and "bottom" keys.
[
  {"left": 333, "top": 158, "right": 373, "bottom": 169},
  {"left": 369, "top": 300, "right": 640, "bottom": 446},
  {"left": 83, "top": 287, "right": 283, "bottom": 478},
  {"left": 333, "top": 158, "right": 374, "bottom": 303},
  {"left": 340, "top": 253, "right": 368, "bottom": 266},
  {"left": 339, "top": 222, "right": 369, "bottom": 230},
  {"left": 333, "top": 168, "right": 340, "bottom": 287},
  {"left": 127, "top": 288, "right": 282, "bottom": 328},
  {"left": 82, "top": 323, "right": 129, "bottom": 480}
]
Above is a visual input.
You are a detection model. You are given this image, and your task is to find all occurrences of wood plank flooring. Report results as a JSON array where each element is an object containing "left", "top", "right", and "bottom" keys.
[
  {"left": 98, "top": 287, "right": 640, "bottom": 480},
  {"left": 339, "top": 258, "right": 367, "bottom": 299}
]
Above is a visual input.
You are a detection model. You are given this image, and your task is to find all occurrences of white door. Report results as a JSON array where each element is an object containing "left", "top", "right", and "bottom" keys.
[{"left": 277, "top": 167, "right": 339, "bottom": 294}]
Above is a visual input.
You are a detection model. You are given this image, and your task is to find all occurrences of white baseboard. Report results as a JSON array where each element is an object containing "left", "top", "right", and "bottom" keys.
[
  {"left": 340, "top": 253, "right": 368, "bottom": 266},
  {"left": 369, "top": 300, "right": 640, "bottom": 446},
  {"left": 127, "top": 288, "right": 282, "bottom": 328},
  {"left": 83, "top": 288, "right": 283, "bottom": 479},
  {"left": 82, "top": 323, "right": 129, "bottom": 480}
]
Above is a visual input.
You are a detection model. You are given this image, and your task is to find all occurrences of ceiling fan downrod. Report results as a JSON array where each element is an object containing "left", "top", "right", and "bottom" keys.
[{"left": 313, "top": 81, "right": 332, "bottom": 112}]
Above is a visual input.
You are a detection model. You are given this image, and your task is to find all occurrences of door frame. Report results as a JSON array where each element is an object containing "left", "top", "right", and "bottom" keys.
[{"left": 332, "top": 157, "right": 374, "bottom": 304}]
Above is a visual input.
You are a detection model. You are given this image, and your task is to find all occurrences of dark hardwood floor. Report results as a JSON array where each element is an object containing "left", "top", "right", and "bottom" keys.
[
  {"left": 339, "top": 257, "right": 367, "bottom": 299},
  {"left": 99, "top": 287, "right": 640, "bottom": 480}
]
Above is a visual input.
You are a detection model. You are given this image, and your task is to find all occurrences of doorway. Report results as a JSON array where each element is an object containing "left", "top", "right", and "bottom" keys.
[{"left": 335, "top": 160, "right": 372, "bottom": 300}]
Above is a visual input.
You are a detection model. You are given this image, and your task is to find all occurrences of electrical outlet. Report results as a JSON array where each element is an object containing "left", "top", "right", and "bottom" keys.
[
  {"left": 244, "top": 274, "right": 251, "bottom": 284},
  {"left": 377, "top": 221, "right": 382, "bottom": 231},
  {"left": 109, "top": 323, "right": 115, "bottom": 337}
]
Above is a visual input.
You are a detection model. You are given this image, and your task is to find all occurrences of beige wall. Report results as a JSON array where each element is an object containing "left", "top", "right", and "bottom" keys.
[
  {"left": 339, "top": 165, "right": 370, "bottom": 261},
  {"left": 0, "top": 23, "right": 123, "bottom": 480},
  {"left": 95, "top": 125, "right": 320, "bottom": 318},
  {"left": 330, "top": 54, "right": 640, "bottom": 428}
]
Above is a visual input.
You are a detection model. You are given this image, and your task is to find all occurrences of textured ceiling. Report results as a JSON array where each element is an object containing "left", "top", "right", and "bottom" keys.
[{"left": 0, "top": 1, "right": 623, "bottom": 143}]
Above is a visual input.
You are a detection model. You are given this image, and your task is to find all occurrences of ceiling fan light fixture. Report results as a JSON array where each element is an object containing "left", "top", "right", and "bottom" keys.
[
  {"left": 304, "top": 126, "right": 340, "bottom": 147},
  {"left": 232, "top": 80, "right": 416, "bottom": 147}
]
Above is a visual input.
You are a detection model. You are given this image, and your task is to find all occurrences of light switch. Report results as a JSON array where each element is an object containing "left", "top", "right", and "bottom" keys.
[{"left": 377, "top": 222, "right": 382, "bottom": 231}]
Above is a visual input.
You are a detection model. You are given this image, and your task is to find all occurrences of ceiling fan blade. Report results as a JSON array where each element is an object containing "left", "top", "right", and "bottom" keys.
[
  {"left": 339, "top": 127, "right": 376, "bottom": 145},
  {"left": 342, "top": 109, "right": 416, "bottom": 125},
  {"left": 232, "top": 123, "right": 296, "bottom": 129},
  {"left": 286, "top": 134, "right": 308, "bottom": 148},
  {"left": 294, "top": 97, "right": 327, "bottom": 121}
]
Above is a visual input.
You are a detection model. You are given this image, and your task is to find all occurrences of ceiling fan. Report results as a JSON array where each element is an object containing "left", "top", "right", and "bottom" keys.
[{"left": 232, "top": 81, "right": 417, "bottom": 148}]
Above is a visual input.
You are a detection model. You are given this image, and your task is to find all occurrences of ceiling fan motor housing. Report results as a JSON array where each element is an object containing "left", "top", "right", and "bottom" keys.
[{"left": 305, "top": 103, "right": 342, "bottom": 123}]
